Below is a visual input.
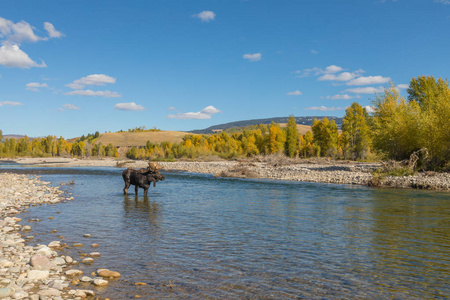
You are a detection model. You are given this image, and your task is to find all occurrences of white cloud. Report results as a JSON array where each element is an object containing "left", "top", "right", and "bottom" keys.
[
  {"left": 114, "top": 102, "right": 145, "bottom": 111},
  {"left": 0, "top": 18, "right": 63, "bottom": 69},
  {"left": 44, "top": 22, "right": 64, "bottom": 38},
  {"left": 305, "top": 106, "right": 346, "bottom": 111},
  {"left": 0, "top": 44, "right": 46, "bottom": 68},
  {"left": 66, "top": 74, "right": 116, "bottom": 89},
  {"left": 296, "top": 65, "right": 348, "bottom": 78},
  {"left": 193, "top": 11, "right": 216, "bottom": 22},
  {"left": 346, "top": 75, "right": 391, "bottom": 86},
  {"left": 364, "top": 105, "right": 376, "bottom": 113},
  {"left": 310, "top": 50, "right": 318, "bottom": 55},
  {"left": 168, "top": 106, "right": 176, "bottom": 110},
  {"left": 397, "top": 84, "right": 409, "bottom": 89},
  {"left": 61, "top": 104, "right": 80, "bottom": 110},
  {"left": 324, "top": 65, "right": 343, "bottom": 74},
  {"left": 0, "top": 101, "right": 23, "bottom": 107},
  {"left": 435, "top": 0, "right": 450, "bottom": 4},
  {"left": 287, "top": 90, "right": 302, "bottom": 96},
  {"left": 0, "top": 17, "right": 41, "bottom": 43},
  {"left": 201, "top": 105, "right": 221, "bottom": 114},
  {"left": 243, "top": 53, "right": 262, "bottom": 62},
  {"left": 167, "top": 105, "right": 221, "bottom": 120},
  {"left": 344, "top": 86, "right": 384, "bottom": 94},
  {"left": 65, "top": 90, "right": 121, "bottom": 98},
  {"left": 318, "top": 72, "right": 358, "bottom": 82},
  {"left": 326, "top": 94, "right": 360, "bottom": 100},
  {"left": 26, "top": 82, "right": 48, "bottom": 91}
]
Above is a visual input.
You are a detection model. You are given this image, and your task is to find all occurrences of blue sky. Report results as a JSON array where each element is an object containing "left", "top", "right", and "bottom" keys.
[{"left": 0, "top": 0, "right": 449, "bottom": 138}]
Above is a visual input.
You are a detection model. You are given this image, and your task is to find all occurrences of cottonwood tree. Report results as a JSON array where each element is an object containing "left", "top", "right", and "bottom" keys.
[
  {"left": 285, "top": 115, "right": 299, "bottom": 158},
  {"left": 342, "top": 102, "right": 371, "bottom": 160}
]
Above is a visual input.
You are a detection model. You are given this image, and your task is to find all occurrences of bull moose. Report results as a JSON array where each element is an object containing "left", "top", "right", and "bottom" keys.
[{"left": 122, "top": 162, "right": 165, "bottom": 196}]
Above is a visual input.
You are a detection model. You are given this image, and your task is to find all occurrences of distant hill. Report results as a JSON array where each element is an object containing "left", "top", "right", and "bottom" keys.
[
  {"left": 1, "top": 134, "right": 26, "bottom": 142},
  {"left": 190, "top": 116, "right": 343, "bottom": 134},
  {"left": 94, "top": 131, "right": 189, "bottom": 147}
]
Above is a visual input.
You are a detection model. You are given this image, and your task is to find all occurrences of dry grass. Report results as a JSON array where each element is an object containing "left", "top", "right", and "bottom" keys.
[
  {"left": 278, "top": 124, "right": 312, "bottom": 135},
  {"left": 94, "top": 131, "right": 189, "bottom": 147}
]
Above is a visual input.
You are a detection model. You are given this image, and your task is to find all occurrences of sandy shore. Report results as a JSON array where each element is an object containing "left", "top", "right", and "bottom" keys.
[
  {"left": 0, "top": 173, "right": 121, "bottom": 299},
  {"left": 3, "top": 157, "right": 450, "bottom": 190}
]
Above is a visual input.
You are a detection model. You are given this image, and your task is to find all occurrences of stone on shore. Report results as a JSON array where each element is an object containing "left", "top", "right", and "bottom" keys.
[
  {"left": 65, "top": 269, "right": 83, "bottom": 276},
  {"left": 27, "top": 270, "right": 50, "bottom": 281},
  {"left": 93, "top": 278, "right": 109, "bottom": 286},
  {"left": 30, "top": 255, "right": 52, "bottom": 270},
  {"left": 97, "top": 269, "right": 121, "bottom": 278},
  {"left": 0, "top": 287, "right": 14, "bottom": 298}
]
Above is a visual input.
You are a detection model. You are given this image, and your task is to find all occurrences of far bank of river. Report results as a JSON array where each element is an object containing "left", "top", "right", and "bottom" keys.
[{"left": 3, "top": 157, "right": 450, "bottom": 190}]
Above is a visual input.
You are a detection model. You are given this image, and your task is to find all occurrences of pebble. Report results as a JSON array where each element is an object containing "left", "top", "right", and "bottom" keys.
[{"left": 97, "top": 269, "right": 121, "bottom": 278}]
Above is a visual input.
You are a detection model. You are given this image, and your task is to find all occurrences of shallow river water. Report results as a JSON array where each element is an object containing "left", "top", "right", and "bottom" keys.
[{"left": 1, "top": 165, "right": 449, "bottom": 299}]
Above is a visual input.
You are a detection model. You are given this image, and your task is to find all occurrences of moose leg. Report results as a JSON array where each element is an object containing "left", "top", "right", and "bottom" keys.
[
  {"left": 123, "top": 181, "right": 130, "bottom": 194},
  {"left": 135, "top": 185, "right": 139, "bottom": 195},
  {"left": 144, "top": 187, "right": 149, "bottom": 196}
]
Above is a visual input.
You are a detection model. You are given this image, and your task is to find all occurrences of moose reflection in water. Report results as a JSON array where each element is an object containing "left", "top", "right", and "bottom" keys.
[{"left": 122, "top": 162, "right": 165, "bottom": 196}]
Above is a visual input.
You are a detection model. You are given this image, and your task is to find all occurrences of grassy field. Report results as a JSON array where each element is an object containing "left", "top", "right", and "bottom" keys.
[
  {"left": 278, "top": 124, "right": 312, "bottom": 135},
  {"left": 94, "top": 131, "right": 189, "bottom": 147}
]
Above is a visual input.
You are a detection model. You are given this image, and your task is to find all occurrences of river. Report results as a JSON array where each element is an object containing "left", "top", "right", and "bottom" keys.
[{"left": 1, "top": 165, "right": 449, "bottom": 299}]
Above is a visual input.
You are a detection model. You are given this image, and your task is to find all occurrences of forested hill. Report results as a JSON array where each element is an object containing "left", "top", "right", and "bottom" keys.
[{"left": 190, "top": 116, "right": 343, "bottom": 134}]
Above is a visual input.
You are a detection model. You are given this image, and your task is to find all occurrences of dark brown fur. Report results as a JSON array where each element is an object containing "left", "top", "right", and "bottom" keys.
[{"left": 122, "top": 168, "right": 165, "bottom": 196}]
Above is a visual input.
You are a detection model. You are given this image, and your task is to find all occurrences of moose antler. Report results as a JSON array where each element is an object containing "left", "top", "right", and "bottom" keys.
[{"left": 148, "top": 161, "right": 163, "bottom": 172}]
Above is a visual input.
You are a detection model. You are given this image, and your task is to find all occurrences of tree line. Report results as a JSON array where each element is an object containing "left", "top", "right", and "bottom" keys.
[
  {"left": 0, "top": 132, "right": 118, "bottom": 158},
  {"left": 126, "top": 76, "right": 449, "bottom": 170},
  {"left": 1, "top": 75, "right": 448, "bottom": 170}
]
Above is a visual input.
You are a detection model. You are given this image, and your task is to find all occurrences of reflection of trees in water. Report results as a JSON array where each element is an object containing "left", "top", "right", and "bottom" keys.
[
  {"left": 123, "top": 195, "right": 162, "bottom": 234},
  {"left": 368, "top": 190, "right": 450, "bottom": 297}
]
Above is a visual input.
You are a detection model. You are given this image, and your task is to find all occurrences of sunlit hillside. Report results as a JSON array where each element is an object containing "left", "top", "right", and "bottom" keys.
[{"left": 94, "top": 131, "right": 188, "bottom": 147}]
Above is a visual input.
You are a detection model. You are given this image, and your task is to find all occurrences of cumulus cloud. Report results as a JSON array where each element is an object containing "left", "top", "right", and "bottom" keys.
[
  {"left": 346, "top": 75, "right": 391, "bottom": 86},
  {"left": 193, "top": 11, "right": 216, "bottom": 22},
  {"left": 326, "top": 94, "right": 360, "bottom": 100},
  {"left": 201, "top": 105, "right": 221, "bottom": 114},
  {"left": 0, "top": 18, "right": 63, "bottom": 68},
  {"left": 243, "top": 53, "right": 262, "bottom": 62},
  {"left": 397, "top": 84, "right": 409, "bottom": 89},
  {"left": 324, "top": 65, "right": 343, "bottom": 74},
  {"left": 310, "top": 50, "right": 319, "bottom": 55},
  {"left": 305, "top": 106, "right": 346, "bottom": 111},
  {"left": 287, "top": 90, "right": 302, "bottom": 96},
  {"left": 364, "top": 105, "right": 376, "bottom": 113},
  {"left": 318, "top": 72, "right": 358, "bottom": 82},
  {"left": 0, "top": 101, "right": 23, "bottom": 107},
  {"left": 65, "top": 90, "right": 121, "bottom": 98},
  {"left": 66, "top": 74, "right": 116, "bottom": 89},
  {"left": 435, "top": 0, "right": 450, "bottom": 4},
  {"left": 295, "top": 65, "right": 350, "bottom": 78},
  {"left": 44, "top": 22, "right": 64, "bottom": 38},
  {"left": 343, "top": 86, "right": 384, "bottom": 94},
  {"left": 26, "top": 82, "right": 48, "bottom": 91},
  {"left": 0, "top": 44, "right": 46, "bottom": 68},
  {"left": 168, "top": 106, "right": 176, "bottom": 110},
  {"left": 167, "top": 105, "right": 221, "bottom": 120},
  {"left": 114, "top": 102, "right": 145, "bottom": 111}
]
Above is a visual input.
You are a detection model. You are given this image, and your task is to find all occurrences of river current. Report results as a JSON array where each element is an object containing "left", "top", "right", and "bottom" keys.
[{"left": 1, "top": 164, "right": 449, "bottom": 299}]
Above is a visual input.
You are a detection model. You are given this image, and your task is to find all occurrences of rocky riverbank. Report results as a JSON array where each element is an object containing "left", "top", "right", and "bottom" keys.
[
  {"left": 0, "top": 173, "right": 119, "bottom": 299},
  {"left": 3, "top": 157, "right": 450, "bottom": 190}
]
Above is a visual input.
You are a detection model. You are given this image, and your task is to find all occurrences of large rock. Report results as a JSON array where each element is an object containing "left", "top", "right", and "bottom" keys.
[
  {"left": 0, "top": 259, "right": 14, "bottom": 268},
  {"left": 37, "top": 288, "right": 61, "bottom": 297},
  {"left": 27, "top": 270, "right": 50, "bottom": 281},
  {"left": 93, "top": 278, "right": 109, "bottom": 286},
  {"left": 65, "top": 269, "right": 83, "bottom": 276},
  {"left": 30, "top": 255, "right": 52, "bottom": 270},
  {"left": 97, "top": 269, "right": 121, "bottom": 278},
  {"left": 35, "top": 246, "right": 53, "bottom": 256},
  {"left": 0, "top": 287, "right": 14, "bottom": 298}
]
